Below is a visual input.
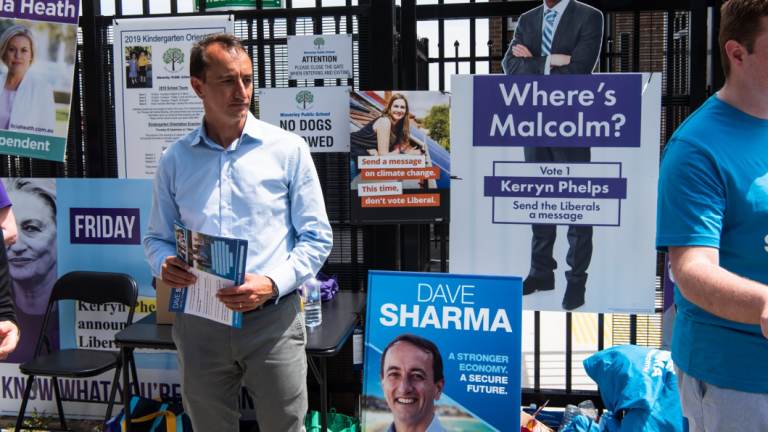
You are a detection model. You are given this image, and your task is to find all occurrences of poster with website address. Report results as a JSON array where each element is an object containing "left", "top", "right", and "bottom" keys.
[
  {"left": 113, "top": 15, "right": 231, "bottom": 178},
  {"left": 450, "top": 73, "right": 661, "bottom": 313},
  {"left": 0, "top": 0, "right": 79, "bottom": 161}
]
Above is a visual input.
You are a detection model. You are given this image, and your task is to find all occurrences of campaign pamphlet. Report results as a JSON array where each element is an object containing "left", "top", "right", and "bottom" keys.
[{"left": 170, "top": 222, "right": 247, "bottom": 327}]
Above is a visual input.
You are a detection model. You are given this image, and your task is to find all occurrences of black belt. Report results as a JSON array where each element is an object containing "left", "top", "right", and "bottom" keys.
[{"left": 245, "top": 289, "right": 297, "bottom": 314}]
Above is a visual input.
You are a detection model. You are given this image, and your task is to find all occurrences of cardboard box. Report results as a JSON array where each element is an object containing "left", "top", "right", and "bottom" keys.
[{"left": 155, "top": 278, "right": 176, "bottom": 325}]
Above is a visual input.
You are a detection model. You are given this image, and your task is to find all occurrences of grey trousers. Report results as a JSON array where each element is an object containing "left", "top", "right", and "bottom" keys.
[
  {"left": 677, "top": 367, "right": 768, "bottom": 432},
  {"left": 173, "top": 292, "right": 307, "bottom": 432}
]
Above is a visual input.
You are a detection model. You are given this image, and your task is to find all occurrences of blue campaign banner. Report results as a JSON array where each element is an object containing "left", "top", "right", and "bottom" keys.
[
  {"left": 362, "top": 271, "right": 522, "bottom": 432},
  {"left": 473, "top": 74, "right": 641, "bottom": 148},
  {"left": 56, "top": 179, "right": 175, "bottom": 368},
  {"left": 57, "top": 179, "right": 154, "bottom": 298}
]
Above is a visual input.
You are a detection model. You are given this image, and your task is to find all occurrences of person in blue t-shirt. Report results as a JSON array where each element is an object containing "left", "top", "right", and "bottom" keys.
[{"left": 656, "top": 1, "right": 768, "bottom": 430}]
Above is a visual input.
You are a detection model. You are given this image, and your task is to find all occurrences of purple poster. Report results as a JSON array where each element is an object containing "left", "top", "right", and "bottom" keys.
[
  {"left": 0, "top": 0, "right": 80, "bottom": 24},
  {"left": 0, "top": 0, "right": 80, "bottom": 161},
  {"left": 473, "top": 74, "right": 641, "bottom": 148}
]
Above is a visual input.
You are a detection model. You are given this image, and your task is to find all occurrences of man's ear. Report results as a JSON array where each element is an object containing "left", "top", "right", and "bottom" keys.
[
  {"left": 724, "top": 39, "right": 747, "bottom": 70},
  {"left": 434, "top": 379, "right": 445, "bottom": 400},
  {"left": 190, "top": 76, "right": 204, "bottom": 98}
]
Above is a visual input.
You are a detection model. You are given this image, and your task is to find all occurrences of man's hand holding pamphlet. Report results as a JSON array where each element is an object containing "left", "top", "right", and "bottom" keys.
[{"left": 170, "top": 222, "right": 248, "bottom": 328}]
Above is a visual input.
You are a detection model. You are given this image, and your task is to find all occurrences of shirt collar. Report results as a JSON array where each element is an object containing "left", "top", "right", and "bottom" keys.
[
  {"left": 192, "top": 111, "right": 263, "bottom": 150},
  {"left": 387, "top": 414, "right": 443, "bottom": 432},
  {"left": 543, "top": 0, "right": 569, "bottom": 15}
]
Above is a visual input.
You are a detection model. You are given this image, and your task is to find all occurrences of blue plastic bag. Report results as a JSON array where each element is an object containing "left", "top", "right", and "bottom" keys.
[
  {"left": 562, "top": 414, "right": 600, "bottom": 432},
  {"left": 105, "top": 395, "right": 192, "bottom": 432},
  {"left": 583, "top": 345, "right": 684, "bottom": 432}
]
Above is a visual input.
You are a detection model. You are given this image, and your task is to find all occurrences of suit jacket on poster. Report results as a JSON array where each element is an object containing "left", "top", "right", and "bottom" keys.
[{"left": 502, "top": 0, "right": 603, "bottom": 76}]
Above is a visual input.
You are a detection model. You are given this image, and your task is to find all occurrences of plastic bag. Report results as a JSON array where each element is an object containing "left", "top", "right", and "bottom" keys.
[
  {"left": 105, "top": 395, "right": 192, "bottom": 432},
  {"left": 305, "top": 409, "right": 359, "bottom": 432},
  {"left": 583, "top": 345, "right": 684, "bottom": 431}
]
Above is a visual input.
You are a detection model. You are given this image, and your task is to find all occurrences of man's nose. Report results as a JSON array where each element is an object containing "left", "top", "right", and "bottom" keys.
[
  {"left": 397, "top": 377, "right": 413, "bottom": 392},
  {"left": 235, "top": 78, "right": 249, "bottom": 99}
]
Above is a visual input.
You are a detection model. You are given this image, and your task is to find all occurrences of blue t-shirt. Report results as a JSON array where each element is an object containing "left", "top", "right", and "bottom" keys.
[{"left": 656, "top": 95, "right": 768, "bottom": 393}]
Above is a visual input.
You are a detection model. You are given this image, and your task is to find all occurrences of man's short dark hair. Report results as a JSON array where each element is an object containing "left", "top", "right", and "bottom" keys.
[
  {"left": 190, "top": 33, "right": 248, "bottom": 80},
  {"left": 719, "top": 0, "right": 768, "bottom": 77},
  {"left": 379, "top": 334, "right": 444, "bottom": 383}
]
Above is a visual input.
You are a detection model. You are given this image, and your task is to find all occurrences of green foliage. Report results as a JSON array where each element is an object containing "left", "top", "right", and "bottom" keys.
[
  {"left": 423, "top": 104, "right": 450, "bottom": 151},
  {"left": 295, "top": 90, "right": 315, "bottom": 109},
  {"left": 163, "top": 48, "right": 185, "bottom": 71},
  {"left": 15, "top": 408, "right": 52, "bottom": 431},
  {"left": 313, "top": 37, "right": 325, "bottom": 50}
]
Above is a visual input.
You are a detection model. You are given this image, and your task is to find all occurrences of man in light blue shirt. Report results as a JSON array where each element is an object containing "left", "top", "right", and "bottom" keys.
[{"left": 144, "top": 33, "right": 332, "bottom": 432}]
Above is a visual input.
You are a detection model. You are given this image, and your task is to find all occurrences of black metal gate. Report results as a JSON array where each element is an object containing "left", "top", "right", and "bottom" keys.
[{"left": 0, "top": 0, "right": 723, "bottom": 415}]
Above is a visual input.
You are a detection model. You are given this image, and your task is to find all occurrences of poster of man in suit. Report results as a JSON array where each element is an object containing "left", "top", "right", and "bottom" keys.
[
  {"left": 449, "top": 0, "right": 661, "bottom": 314},
  {"left": 502, "top": 0, "right": 604, "bottom": 310}
]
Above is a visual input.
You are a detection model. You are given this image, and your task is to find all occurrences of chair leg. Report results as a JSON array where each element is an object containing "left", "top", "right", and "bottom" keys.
[
  {"left": 15, "top": 374, "right": 35, "bottom": 432},
  {"left": 106, "top": 362, "right": 122, "bottom": 423},
  {"left": 51, "top": 377, "right": 68, "bottom": 431},
  {"left": 129, "top": 348, "right": 140, "bottom": 395}
]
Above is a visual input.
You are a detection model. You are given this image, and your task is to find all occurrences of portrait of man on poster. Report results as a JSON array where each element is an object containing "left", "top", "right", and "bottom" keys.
[{"left": 380, "top": 334, "right": 446, "bottom": 432}]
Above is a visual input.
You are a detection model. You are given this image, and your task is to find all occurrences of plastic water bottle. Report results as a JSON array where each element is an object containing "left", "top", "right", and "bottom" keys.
[
  {"left": 558, "top": 404, "right": 580, "bottom": 431},
  {"left": 302, "top": 277, "right": 322, "bottom": 329}
]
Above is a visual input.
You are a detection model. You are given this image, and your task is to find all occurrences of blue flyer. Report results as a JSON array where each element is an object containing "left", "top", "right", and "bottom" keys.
[{"left": 362, "top": 271, "right": 522, "bottom": 432}]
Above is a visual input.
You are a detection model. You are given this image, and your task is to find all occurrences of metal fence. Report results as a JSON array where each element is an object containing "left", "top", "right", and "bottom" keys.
[{"left": 0, "top": 0, "right": 722, "bottom": 415}]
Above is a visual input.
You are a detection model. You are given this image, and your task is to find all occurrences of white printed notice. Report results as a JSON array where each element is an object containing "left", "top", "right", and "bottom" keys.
[
  {"left": 287, "top": 34, "right": 352, "bottom": 80},
  {"left": 170, "top": 222, "right": 246, "bottom": 327},
  {"left": 258, "top": 86, "right": 350, "bottom": 152},
  {"left": 113, "top": 15, "right": 232, "bottom": 178}
]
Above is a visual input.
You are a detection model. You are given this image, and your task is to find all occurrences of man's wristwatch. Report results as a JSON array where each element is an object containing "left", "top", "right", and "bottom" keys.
[{"left": 269, "top": 278, "right": 279, "bottom": 299}]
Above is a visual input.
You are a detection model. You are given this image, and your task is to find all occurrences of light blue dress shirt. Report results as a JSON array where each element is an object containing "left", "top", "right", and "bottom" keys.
[
  {"left": 386, "top": 414, "right": 445, "bottom": 432},
  {"left": 144, "top": 112, "right": 333, "bottom": 299}
]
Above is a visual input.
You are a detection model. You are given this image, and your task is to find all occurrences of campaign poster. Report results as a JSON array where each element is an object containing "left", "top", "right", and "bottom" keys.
[
  {"left": 0, "top": 2, "right": 79, "bottom": 161},
  {"left": 258, "top": 86, "right": 350, "bottom": 153},
  {"left": 0, "top": 178, "right": 173, "bottom": 418},
  {"left": 450, "top": 73, "right": 661, "bottom": 313},
  {"left": 350, "top": 91, "right": 451, "bottom": 223},
  {"left": 362, "top": 271, "right": 522, "bottom": 432},
  {"left": 113, "top": 16, "right": 232, "bottom": 178},
  {"left": 287, "top": 34, "right": 352, "bottom": 81}
]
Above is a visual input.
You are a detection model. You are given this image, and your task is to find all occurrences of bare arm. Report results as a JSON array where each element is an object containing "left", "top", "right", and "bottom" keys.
[
  {"left": 0, "top": 207, "right": 16, "bottom": 246},
  {"left": 373, "top": 117, "right": 395, "bottom": 155},
  {"left": 669, "top": 246, "right": 768, "bottom": 338}
]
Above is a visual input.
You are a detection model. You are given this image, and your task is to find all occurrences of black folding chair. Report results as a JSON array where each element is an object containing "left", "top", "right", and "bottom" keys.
[{"left": 15, "top": 271, "right": 140, "bottom": 431}]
